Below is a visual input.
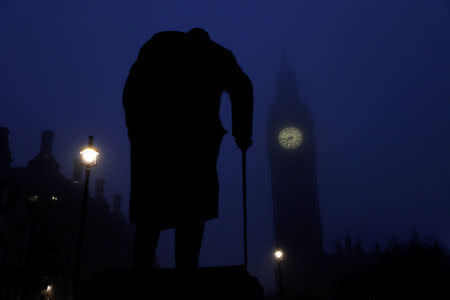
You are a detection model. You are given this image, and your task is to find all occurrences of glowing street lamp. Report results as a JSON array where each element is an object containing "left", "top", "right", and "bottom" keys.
[
  {"left": 80, "top": 140, "right": 99, "bottom": 167},
  {"left": 74, "top": 136, "right": 99, "bottom": 300},
  {"left": 274, "top": 249, "right": 285, "bottom": 300},
  {"left": 274, "top": 249, "right": 284, "bottom": 262}
]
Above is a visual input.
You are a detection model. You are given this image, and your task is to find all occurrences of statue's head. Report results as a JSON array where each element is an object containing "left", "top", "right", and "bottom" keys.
[{"left": 187, "top": 27, "right": 210, "bottom": 41}]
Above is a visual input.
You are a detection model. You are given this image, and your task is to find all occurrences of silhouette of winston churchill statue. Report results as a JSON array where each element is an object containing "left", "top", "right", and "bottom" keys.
[{"left": 122, "top": 28, "right": 253, "bottom": 272}]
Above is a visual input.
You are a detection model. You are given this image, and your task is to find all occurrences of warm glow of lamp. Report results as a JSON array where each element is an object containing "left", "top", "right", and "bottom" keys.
[
  {"left": 274, "top": 249, "right": 284, "bottom": 262},
  {"left": 80, "top": 146, "right": 99, "bottom": 167},
  {"left": 47, "top": 285, "right": 52, "bottom": 292}
]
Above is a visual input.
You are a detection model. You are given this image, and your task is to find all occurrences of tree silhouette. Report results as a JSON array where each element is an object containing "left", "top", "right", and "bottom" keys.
[{"left": 327, "top": 236, "right": 450, "bottom": 300}]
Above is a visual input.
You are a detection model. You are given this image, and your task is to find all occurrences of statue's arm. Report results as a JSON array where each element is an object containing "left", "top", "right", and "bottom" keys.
[{"left": 222, "top": 50, "right": 254, "bottom": 150}]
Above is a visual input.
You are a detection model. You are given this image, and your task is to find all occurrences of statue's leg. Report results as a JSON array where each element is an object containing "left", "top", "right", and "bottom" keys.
[
  {"left": 133, "top": 223, "right": 160, "bottom": 273},
  {"left": 174, "top": 220, "right": 205, "bottom": 271}
]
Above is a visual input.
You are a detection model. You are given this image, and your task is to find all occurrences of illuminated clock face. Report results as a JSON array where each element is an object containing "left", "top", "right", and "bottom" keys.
[{"left": 278, "top": 127, "right": 302, "bottom": 149}]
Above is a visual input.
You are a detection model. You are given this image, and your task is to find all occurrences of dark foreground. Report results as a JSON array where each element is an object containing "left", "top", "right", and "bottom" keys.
[{"left": 81, "top": 265, "right": 263, "bottom": 300}]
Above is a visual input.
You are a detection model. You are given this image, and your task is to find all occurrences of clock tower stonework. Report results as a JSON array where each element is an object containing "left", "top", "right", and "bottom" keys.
[{"left": 267, "top": 55, "right": 323, "bottom": 296}]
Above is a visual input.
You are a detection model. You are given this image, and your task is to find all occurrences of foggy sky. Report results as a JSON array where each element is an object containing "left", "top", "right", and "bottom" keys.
[{"left": 1, "top": 0, "right": 449, "bottom": 292}]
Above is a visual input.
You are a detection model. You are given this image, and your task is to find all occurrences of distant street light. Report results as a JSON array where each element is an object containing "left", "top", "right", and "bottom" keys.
[
  {"left": 41, "top": 283, "right": 52, "bottom": 300},
  {"left": 74, "top": 136, "right": 99, "bottom": 300},
  {"left": 274, "top": 249, "right": 285, "bottom": 300},
  {"left": 274, "top": 250, "right": 284, "bottom": 262}
]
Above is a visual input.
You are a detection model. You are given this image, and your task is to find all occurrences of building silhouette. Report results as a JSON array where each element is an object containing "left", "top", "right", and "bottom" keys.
[
  {"left": 0, "top": 127, "right": 134, "bottom": 298},
  {"left": 266, "top": 54, "right": 323, "bottom": 296}
]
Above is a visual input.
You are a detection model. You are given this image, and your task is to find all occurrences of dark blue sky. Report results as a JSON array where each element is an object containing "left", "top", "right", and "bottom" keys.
[{"left": 1, "top": 0, "right": 449, "bottom": 292}]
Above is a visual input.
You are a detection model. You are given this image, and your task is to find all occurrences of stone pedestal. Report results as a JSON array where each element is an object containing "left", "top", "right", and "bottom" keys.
[{"left": 81, "top": 265, "right": 263, "bottom": 299}]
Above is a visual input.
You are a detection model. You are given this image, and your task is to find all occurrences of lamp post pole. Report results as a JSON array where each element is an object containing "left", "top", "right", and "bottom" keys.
[
  {"left": 274, "top": 249, "right": 284, "bottom": 300},
  {"left": 73, "top": 136, "right": 98, "bottom": 300},
  {"left": 277, "top": 260, "right": 283, "bottom": 300}
]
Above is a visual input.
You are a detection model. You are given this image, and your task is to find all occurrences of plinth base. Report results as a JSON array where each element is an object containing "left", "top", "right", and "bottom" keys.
[{"left": 81, "top": 265, "right": 263, "bottom": 299}]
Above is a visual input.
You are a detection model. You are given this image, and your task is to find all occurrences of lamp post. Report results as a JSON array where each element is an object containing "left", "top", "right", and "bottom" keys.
[
  {"left": 274, "top": 249, "right": 285, "bottom": 300},
  {"left": 73, "top": 136, "right": 99, "bottom": 300}
]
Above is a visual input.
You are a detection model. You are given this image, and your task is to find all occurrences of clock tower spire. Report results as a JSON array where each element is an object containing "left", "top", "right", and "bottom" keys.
[{"left": 267, "top": 53, "right": 323, "bottom": 296}]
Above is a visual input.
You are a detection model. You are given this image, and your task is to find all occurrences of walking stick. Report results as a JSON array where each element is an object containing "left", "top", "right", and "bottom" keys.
[{"left": 242, "top": 149, "right": 248, "bottom": 272}]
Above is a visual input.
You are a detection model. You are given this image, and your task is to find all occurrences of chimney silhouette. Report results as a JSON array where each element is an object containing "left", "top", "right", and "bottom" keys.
[
  {"left": 95, "top": 178, "right": 105, "bottom": 200},
  {"left": 40, "top": 130, "right": 54, "bottom": 154},
  {"left": 0, "top": 127, "right": 12, "bottom": 177},
  {"left": 112, "top": 194, "right": 122, "bottom": 214},
  {"left": 72, "top": 158, "right": 83, "bottom": 183}
]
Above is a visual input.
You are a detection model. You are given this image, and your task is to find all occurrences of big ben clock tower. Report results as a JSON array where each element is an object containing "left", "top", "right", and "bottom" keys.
[{"left": 267, "top": 54, "right": 323, "bottom": 296}]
